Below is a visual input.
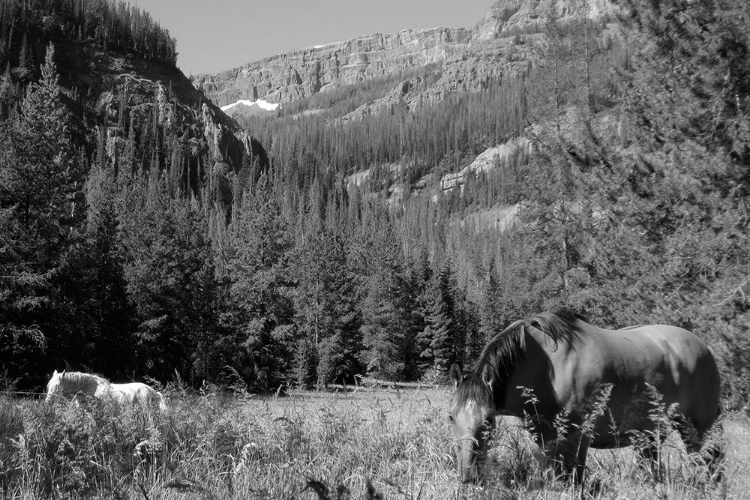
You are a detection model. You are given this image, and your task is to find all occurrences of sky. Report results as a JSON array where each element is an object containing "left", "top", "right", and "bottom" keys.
[{"left": 132, "top": 0, "right": 495, "bottom": 76}]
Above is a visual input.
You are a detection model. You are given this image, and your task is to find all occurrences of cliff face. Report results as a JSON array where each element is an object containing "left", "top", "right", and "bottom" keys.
[
  {"left": 473, "top": 0, "right": 618, "bottom": 40},
  {"left": 194, "top": 0, "right": 618, "bottom": 110},
  {"left": 53, "top": 37, "right": 265, "bottom": 208},
  {"left": 193, "top": 27, "right": 471, "bottom": 107}
]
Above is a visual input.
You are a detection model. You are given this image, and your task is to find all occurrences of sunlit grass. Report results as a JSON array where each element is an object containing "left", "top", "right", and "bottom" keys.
[{"left": 1, "top": 388, "right": 748, "bottom": 499}]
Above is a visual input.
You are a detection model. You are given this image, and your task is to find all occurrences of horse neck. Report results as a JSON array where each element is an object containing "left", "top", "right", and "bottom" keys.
[
  {"left": 65, "top": 373, "right": 106, "bottom": 395},
  {"left": 471, "top": 322, "right": 527, "bottom": 413},
  {"left": 95, "top": 380, "right": 114, "bottom": 397},
  {"left": 502, "top": 332, "right": 561, "bottom": 418},
  {"left": 486, "top": 368, "right": 513, "bottom": 416}
]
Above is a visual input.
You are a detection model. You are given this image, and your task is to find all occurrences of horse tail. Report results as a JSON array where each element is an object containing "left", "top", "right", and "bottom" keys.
[{"left": 156, "top": 391, "right": 168, "bottom": 411}]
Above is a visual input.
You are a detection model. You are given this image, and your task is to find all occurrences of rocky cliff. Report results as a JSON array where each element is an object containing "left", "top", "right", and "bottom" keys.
[
  {"left": 193, "top": 27, "right": 471, "bottom": 107},
  {"left": 473, "top": 0, "right": 617, "bottom": 41},
  {"left": 193, "top": 0, "right": 618, "bottom": 111},
  {"left": 52, "top": 37, "right": 266, "bottom": 208}
]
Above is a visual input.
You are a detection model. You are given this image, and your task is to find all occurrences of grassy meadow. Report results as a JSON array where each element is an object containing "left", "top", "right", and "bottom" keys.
[{"left": 1, "top": 386, "right": 749, "bottom": 499}]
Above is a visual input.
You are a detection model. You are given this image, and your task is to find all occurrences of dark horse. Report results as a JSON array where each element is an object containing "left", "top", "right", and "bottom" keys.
[{"left": 449, "top": 309, "right": 721, "bottom": 484}]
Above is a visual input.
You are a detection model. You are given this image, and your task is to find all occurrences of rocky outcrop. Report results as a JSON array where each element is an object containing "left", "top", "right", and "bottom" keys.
[
  {"left": 337, "top": 36, "right": 535, "bottom": 123},
  {"left": 473, "top": 0, "right": 525, "bottom": 41},
  {"left": 192, "top": 27, "right": 471, "bottom": 107},
  {"left": 474, "top": 0, "right": 619, "bottom": 41},
  {"left": 193, "top": 0, "right": 618, "bottom": 112},
  {"left": 69, "top": 42, "right": 267, "bottom": 208},
  {"left": 440, "top": 137, "right": 531, "bottom": 192}
]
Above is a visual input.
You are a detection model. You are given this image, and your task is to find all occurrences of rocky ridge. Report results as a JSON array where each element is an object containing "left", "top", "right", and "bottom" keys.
[
  {"left": 439, "top": 137, "right": 531, "bottom": 192},
  {"left": 56, "top": 40, "right": 265, "bottom": 208},
  {"left": 193, "top": 27, "right": 471, "bottom": 107},
  {"left": 193, "top": 0, "right": 618, "bottom": 112},
  {"left": 473, "top": 0, "right": 617, "bottom": 41}
]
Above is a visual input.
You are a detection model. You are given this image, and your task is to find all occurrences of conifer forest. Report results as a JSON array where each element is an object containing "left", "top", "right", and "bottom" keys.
[{"left": 0, "top": 0, "right": 749, "bottom": 412}]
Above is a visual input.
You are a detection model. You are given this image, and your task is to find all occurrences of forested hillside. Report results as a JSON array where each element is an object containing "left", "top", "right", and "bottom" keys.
[
  {"left": 0, "top": 0, "right": 259, "bottom": 389},
  {"left": 1, "top": 0, "right": 748, "bottom": 407}
]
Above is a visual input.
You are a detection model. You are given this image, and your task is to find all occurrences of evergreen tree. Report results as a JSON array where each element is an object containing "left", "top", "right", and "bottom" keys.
[
  {"left": 417, "top": 262, "right": 462, "bottom": 378},
  {"left": 292, "top": 229, "right": 363, "bottom": 387},
  {"left": 616, "top": 0, "right": 750, "bottom": 405},
  {"left": 53, "top": 162, "right": 134, "bottom": 377},
  {"left": 0, "top": 43, "right": 85, "bottom": 387},
  {"left": 360, "top": 272, "right": 401, "bottom": 379},
  {"left": 478, "top": 263, "right": 503, "bottom": 347},
  {"left": 456, "top": 294, "right": 480, "bottom": 366},
  {"left": 4, "top": 43, "right": 84, "bottom": 268},
  {"left": 221, "top": 176, "right": 295, "bottom": 391},
  {"left": 355, "top": 210, "right": 417, "bottom": 381},
  {"left": 120, "top": 174, "right": 217, "bottom": 381}
]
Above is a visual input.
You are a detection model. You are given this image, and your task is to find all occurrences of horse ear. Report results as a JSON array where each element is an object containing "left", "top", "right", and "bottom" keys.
[{"left": 449, "top": 363, "right": 463, "bottom": 387}]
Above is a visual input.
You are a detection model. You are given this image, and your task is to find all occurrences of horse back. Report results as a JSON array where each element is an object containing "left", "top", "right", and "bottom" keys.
[
  {"left": 588, "top": 324, "right": 719, "bottom": 434},
  {"left": 512, "top": 323, "right": 720, "bottom": 444},
  {"left": 111, "top": 382, "right": 156, "bottom": 404}
]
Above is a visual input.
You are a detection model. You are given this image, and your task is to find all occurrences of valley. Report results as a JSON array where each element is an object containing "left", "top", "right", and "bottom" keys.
[{"left": 0, "top": 0, "right": 747, "bottom": 466}]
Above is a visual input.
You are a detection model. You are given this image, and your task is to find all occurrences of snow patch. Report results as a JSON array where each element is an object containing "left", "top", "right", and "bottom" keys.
[{"left": 220, "top": 99, "right": 280, "bottom": 112}]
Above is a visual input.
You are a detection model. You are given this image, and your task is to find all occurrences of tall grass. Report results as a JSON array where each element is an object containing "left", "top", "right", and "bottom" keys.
[{"left": 1, "top": 387, "right": 748, "bottom": 499}]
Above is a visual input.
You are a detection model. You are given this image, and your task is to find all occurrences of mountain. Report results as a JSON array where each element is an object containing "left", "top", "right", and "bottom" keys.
[
  {"left": 72, "top": 48, "right": 254, "bottom": 205},
  {"left": 192, "top": 26, "right": 472, "bottom": 107},
  {"left": 0, "top": 0, "right": 265, "bottom": 208},
  {"left": 473, "top": 0, "right": 617, "bottom": 40},
  {"left": 193, "top": 0, "right": 619, "bottom": 111}
]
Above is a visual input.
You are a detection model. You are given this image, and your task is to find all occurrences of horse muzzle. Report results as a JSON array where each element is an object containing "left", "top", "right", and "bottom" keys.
[{"left": 457, "top": 452, "right": 482, "bottom": 484}]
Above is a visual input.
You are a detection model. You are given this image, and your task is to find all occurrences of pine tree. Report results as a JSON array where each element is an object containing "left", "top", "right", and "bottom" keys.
[
  {"left": 0, "top": 43, "right": 85, "bottom": 387},
  {"left": 417, "top": 262, "right": 461, "bottom": 378},
  {"left": 360, "top": 273, "right": 401, "bottom": 379},
  {"left": 356, "top": 215, "right": 414, "bottom": 381},
  {"left": 292, "top": 228, "right": 363, "bottom": 387},
  {"left": 120, "top": 174, "right": 218, "bottom": 381},
  {"left": 6, "top": 43, "right": 84, "bottom": 266},
  {"left": 478, "top": 263, "right": 503, "bottom": 346},
  {"left": 617, "top": 0, "right": 750, "bottom": 406},
  {"left": 17, "top": 32, "right": 31, "bottom": 71},
  {"left": 54, "top": 162, "right": 134, "bottom": 377},
  {"left": 221, "top": 176, "right": 295, "bottom": 391}
]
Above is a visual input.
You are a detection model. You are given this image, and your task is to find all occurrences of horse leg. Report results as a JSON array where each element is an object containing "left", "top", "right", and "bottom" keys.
[
  {"left": 676, "top": 416, "right": 725, "bottom": 483},
  {"left": 700, "top": 439, "right": 725, "bottom": 483},
  {"left": 572, "top": 434, "right": 591, "bottom": 487},
  {"left": 550, "top": 432, "right": 590, "bottom": 487},
  {"left": 636, "top": 435, "right": 665, "bottom": 482}
]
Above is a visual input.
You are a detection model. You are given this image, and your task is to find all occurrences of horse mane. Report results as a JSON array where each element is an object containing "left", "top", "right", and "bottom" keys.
[
  {"left": 62, "top": 371, "right": 111, "bottom": 387},
  {"left": 528, "top": 309, "right": 587, "bottom": 347},
  {"left": 62, "top": 371, "right": 109, "bottom": 383},
  {"left": 455, "top": 308, "right": 586, "bottom": 409}
]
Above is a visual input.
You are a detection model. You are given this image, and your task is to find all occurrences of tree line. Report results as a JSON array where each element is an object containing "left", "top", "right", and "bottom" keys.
[{"left": 0, "top": 0, "right": 176, "bottom": 79}]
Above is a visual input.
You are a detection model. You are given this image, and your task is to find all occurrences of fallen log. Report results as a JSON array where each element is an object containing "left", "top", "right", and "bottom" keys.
[{"left": 354, "top": 375, "right": 441, "bottom": 389}]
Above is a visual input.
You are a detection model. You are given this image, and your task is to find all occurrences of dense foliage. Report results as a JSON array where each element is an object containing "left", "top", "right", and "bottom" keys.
[
  {"left": 0, "top": 0, "right": 748, "bottom": 406},
  {"left": 0, "top": 0, "right": 176, "bottom": 70}
]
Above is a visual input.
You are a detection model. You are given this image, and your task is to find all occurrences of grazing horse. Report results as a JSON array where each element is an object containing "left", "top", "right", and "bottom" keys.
[
  {"left": 449, "top": 309, "right": 721, "bottom": 485},
  {"left": 46, "top": 370, "right": 167, "bottom": 410}
]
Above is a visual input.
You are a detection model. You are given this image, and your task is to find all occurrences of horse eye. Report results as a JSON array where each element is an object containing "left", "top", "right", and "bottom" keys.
[{"left": 448, "top": 414, "right": 454, "bottom": 422}]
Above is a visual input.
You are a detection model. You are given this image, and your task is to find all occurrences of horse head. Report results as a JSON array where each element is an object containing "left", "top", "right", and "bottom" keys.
[
  {"left": 45, "top": 370, "right": 65, "bottom": 401},
  {"left": 448, "top": 322, "right": 527, "bottom": 483},
  {"left": 449, "top": 363, "right": 496, "bottom": 484}
]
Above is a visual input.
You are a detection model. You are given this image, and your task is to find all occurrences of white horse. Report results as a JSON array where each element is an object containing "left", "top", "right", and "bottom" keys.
[{"left": 46, "top": 370, "right": 167, "bottom": 410}]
